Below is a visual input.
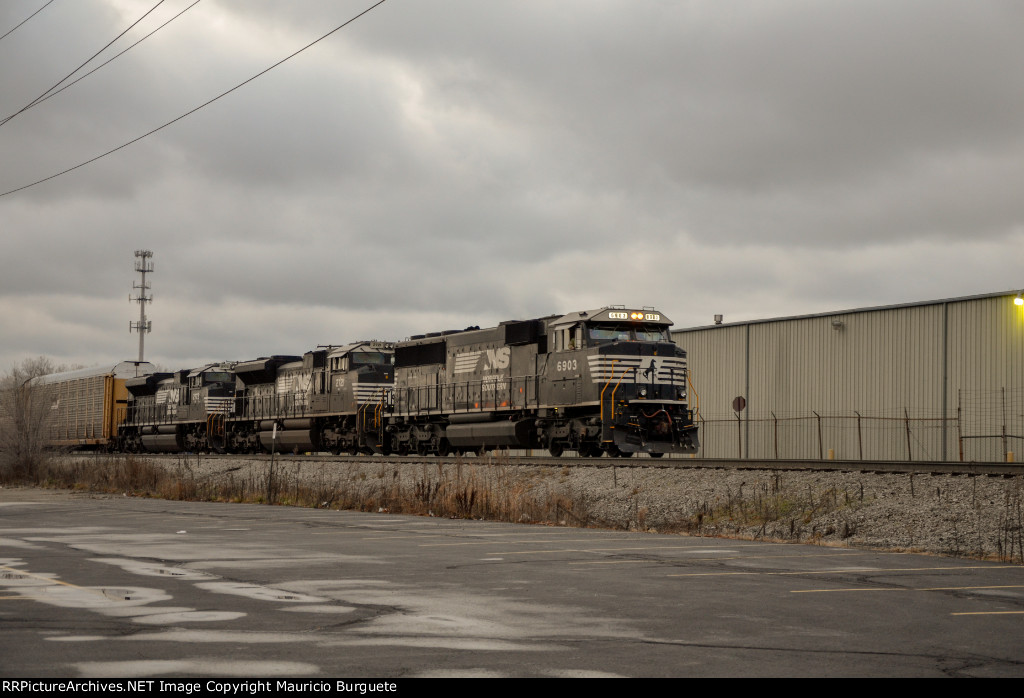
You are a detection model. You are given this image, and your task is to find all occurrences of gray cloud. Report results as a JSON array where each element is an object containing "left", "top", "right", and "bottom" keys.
[{"left": 1, "top": 0, "right": 1021, "bottom": 372}]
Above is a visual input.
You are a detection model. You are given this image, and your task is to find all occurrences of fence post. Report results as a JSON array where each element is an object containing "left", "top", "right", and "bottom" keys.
[
  {"left": 772, "top": 412, "right": 778, "bottom": 459},
  {"left": 813, "top": 411, "right": 822, "bottom": 460},
  {"left": 855, "top": 411, "right": 863, "bottom": 460},
  {"left": 736, "top": 412, "right": 742, "bottom": 459},
  {"left": 1002, "top": 387, "right": 1008, "bottom": 462},
  {"left": 957, "top": 389, "right": 964, "bottom": 462},
  {"left": 904, "top": 407, "right": 912, "bottom": 461}
]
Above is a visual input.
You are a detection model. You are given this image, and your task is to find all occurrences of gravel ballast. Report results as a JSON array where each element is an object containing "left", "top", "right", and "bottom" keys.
[{"left": 110, "top": 454, "right": 1024, "bottom": 563}]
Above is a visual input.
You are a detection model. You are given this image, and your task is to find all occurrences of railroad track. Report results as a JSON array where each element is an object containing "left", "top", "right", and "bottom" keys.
[{"left": 75, "top": 451, "right": 1024, "bottom": 477}]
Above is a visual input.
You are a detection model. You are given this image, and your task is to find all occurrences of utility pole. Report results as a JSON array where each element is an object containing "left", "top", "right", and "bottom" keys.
[{"left": 130, "top": 250, "right": 153, "bottom": 362}]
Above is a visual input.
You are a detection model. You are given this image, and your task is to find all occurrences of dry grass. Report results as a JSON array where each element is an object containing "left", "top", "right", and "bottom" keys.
[
  {"left": 658, "top": 476, "right": 867, "bottom": 542},
  {"left": 18, "top": 454, "right": 599, "bottom": 530},
  {"left": 6, "top": 454, "right": 1023, "bottom": 565}
]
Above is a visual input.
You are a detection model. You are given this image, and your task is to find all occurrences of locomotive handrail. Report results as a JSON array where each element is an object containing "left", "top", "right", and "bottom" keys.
[
  {"left": 374, "top": 389, "right": 385, "bottom": 430},
  {"left": 609, "top": 366, "right": 634, "bottom": 421},
  {"left": 687, "top": 370, "right": 700, "bottom": 420},
  {"left": 395, "top": 375, "right": 540, "bottom": 416},
  {"left": 599, "top": 360, "right": 619, "bottom": 440}
]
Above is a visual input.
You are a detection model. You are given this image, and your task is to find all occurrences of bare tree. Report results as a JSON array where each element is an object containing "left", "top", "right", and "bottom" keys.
[{"left": 0, "top": 357, "right": 58, "bottom": 480}]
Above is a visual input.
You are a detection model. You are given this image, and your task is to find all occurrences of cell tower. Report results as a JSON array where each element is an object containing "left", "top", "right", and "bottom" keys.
[{"left": 130, "top": 250, "right": 153, "bottom": 362}]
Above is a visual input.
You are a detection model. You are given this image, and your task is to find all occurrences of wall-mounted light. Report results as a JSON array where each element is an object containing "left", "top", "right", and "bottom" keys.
[
  {"left": 1015, "top": 293, "right": 1023, "bottom": 307},
  {"left": 831, "top": 317, "right": 845, "bottom": 330}
]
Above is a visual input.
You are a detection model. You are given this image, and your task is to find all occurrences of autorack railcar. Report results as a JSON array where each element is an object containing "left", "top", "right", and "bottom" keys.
[{"left": 31, "top": 362, "right": 153, "bottom": 450}]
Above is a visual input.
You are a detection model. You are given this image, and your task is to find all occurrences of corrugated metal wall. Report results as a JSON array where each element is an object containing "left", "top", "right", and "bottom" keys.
[
  {"left": 673, "top": 292, "right": 1024, "bottom": 462},
  {"left": 946, "top": 295, "right": 1024, "bottom": 462}
]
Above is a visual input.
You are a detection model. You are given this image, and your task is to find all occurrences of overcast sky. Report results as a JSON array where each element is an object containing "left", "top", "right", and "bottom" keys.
[{"left": 1, "top": 0, "right": 1022, "bottom": 372}]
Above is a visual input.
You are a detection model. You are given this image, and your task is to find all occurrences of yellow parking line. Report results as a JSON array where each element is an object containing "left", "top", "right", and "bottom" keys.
[
  {"left": 951, "top": 611, "right": 1024, "bottom": 616},
  {"left": 793, "top": 585, "right": 1024, "bottom": 594},
  {"left": 492, "top": 545, "right": 747, "bottom": 555},
  {"left": 669, "top": 565, "right": 1022, "bottom": 578},
  {"left": 571, "top": 552, "right": 870, "bottom": 566},
  {"left": 361, "top": 534, "right": 450, "bottom": 540},
  {"left": 426, "top": 538, "right": 626, "bottom": 548},
  {"left": 0, "top": 565, "right": 82, "bottom": 589}
]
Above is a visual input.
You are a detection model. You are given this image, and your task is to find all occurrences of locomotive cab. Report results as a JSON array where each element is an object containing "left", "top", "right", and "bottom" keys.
[
  {"left": 324, "top": 342, "right": 394, "bottom": 413},
  {"left": 542, "top": 307, "right": 699, "bottom": 457},
  {"left": 318, "top": 341, "right": 395, "bottom": 454}
]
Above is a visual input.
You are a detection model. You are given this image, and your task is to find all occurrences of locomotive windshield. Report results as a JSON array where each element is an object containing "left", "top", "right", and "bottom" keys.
[
  {"left": 588, "top": 324, "right": 632, "bottom": 343},
  {"left": 587, "top": 324, "right": 671, "bottom": 345},
  {"left": 351, "top": 352, "right": 394, "bottom": 367},
  {"left": 203, "top": 371, "right": 233, "bottom": 384},
  {"left": 635, "top": 327, "right": 671, "bottom": 342}
]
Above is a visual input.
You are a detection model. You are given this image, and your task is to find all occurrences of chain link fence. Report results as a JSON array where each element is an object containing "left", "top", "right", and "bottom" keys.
[{"left": 692, "top": 387, "right": 1023, "bottom": 462}]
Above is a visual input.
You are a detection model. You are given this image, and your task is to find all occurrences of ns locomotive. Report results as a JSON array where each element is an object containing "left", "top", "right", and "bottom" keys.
[
  {"left": 46, "top": 306, "right": 700, "bottom": 458},
  {"left": 389, "top": 306, "right": 698, "bottom": 457}
]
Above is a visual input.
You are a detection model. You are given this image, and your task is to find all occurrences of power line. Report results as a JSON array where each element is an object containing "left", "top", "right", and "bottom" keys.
[
  {"left": 1, "top": 0, "right": 169, "bottom": 128},
  {"left": 0, "top": 0, "right": 388, "bottom": 198},
  {"left": 0, "top": 0, "right": 56, "bottom": 44},
  {"left": 19, "top": 0, "right": 204, "bottom": 115}
]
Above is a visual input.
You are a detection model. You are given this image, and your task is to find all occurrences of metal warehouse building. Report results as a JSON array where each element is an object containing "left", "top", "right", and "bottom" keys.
[{"left": 671, "top": 291, "right": 1024, "bottom": 463}]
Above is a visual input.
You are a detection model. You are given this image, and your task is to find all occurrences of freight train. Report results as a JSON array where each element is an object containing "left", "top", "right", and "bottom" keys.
[{"left": 33, "top": 306, "right": 699, "bottom": 458}]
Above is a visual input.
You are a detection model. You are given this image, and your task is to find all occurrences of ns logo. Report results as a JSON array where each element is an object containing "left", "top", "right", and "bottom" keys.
[
  {"left": 483, "top": 347, "right": 510, "bottom": 370},
  {"left": 453, "top": 347, "right": 511, "bottom": 374}
]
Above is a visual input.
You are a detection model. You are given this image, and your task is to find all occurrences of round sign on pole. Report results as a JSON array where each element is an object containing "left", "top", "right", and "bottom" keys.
[{"left": 732, "top": 396, "right": 747, "bottom": 412}]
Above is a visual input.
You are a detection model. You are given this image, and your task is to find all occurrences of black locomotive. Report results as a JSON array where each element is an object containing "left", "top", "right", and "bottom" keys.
[
  {"left": 389, "top": 306, "right": 698, "bottom": 457},
  {"left": 116, "top": 341, "right": 395, "bottom": 456},
  {"left": 77, "top": 306, "right": 698, "bottom": 457}
]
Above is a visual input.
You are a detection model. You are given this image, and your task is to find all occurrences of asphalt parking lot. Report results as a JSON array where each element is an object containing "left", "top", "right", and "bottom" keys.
[{"left": 1, "top": 488, "right": 1022, "bottom": 677}]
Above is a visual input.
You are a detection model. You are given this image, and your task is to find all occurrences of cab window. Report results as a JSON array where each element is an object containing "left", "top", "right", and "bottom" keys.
[
  {"left": 635, "top": 327, "right": 670, "bottom": 342},
  {"left": 587, "top": 324, "right": 632, "bottom": 344},
  {"left": 350, "top": 352, "right": 394, "bottom": 367}
]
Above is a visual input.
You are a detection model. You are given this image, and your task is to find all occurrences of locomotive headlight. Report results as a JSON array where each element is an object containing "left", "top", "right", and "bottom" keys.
[
  {"left": 630, "top": 312, "right": 643, "bottom": 320},
  {"left": 677, "top": 389, "right": 686, "bottom": 400},
  {"left": 639, "top": 387, "right": 647, "bottom": 397}
]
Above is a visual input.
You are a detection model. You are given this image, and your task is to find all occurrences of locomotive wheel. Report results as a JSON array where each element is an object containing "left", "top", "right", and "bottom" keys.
[
  {"left": 548, "top": 443, "right": 564, "bottom": 457},
  {"left": 648, "top": 452, "right": 664, "bottom": 458},
  {"left": 436, "top": 438, "right": 451, "bottom": 457}
]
